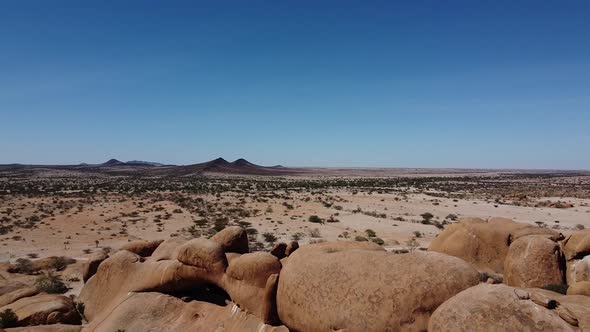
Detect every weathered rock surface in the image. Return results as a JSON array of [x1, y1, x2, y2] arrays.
[[285, 241, 299, 256], [429, 217, 562, 273], [5, 324, 82, 332], [211, 226, 249, 254], [562, 229, 590, 296], [504, 235, 565, 288], [429, 284, 590, 331], [0, 280, 39, 307], [276, 241, 479, 332], [81, 253, 108, 283], [0, 294, 80, 326], [567, 280, 590, 296], [81, 292, 287, 332], [119, 239, 163, 257], [79, 237, 280, 326], [563, 229, 590, 261]]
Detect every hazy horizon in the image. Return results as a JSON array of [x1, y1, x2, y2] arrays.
[[1, 1, 589, 169]]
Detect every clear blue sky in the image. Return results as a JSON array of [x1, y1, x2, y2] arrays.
[[1, 1, 589, 169]]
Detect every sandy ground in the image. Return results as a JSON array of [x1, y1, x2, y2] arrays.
[[1, 189, 588, 263]]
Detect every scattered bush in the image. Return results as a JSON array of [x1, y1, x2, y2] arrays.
[[371, 237, 385, 245], [36, 271, 68, 294], [7, 258, 36, 275], [262, 232, 277, 244], [365, 229, 376, 238], [0, 309, 18, 328], [308, 215, 324, 224]]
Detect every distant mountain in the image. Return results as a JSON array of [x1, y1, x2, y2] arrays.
[[102, 159, 125, 166], [99, 159, 169, 167], [126, 160, 166, 167], [155, 157, 297, 176]]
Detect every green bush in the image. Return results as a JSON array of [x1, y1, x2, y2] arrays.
[[36, 271, 68, 294], [262, 232, 277, 244], [365, 229, 376, 238], [371, 237, 385, 245], [308, 215, 323, 224], [0, 309, 18, 328]]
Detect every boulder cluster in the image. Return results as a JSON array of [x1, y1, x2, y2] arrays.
[[1, 220, 589, 331]]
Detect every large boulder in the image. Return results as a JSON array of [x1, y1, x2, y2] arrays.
[[276, 241, 479, 332], [562, 229, 590, 296], [82, 292, 287, 332], [429, 217, 562, 273], [211, 226, 249, 254], [79, 250, 212, 321], [81, 252, 108, 283], [80, 234, 282, 325], [504, 235, 565, 288], [222, 252, 281, 320], [0, 294, 81, 326], [148, 237, 188, 262], [562, 229, 590, 261], [429, 284, 590, 331], [0, 280, 39, 307], [175, 238, 228, 274], [119, 239, 163, 257]]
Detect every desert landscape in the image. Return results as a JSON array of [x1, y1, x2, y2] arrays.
[[2, 1, 589, 331], [0, 159, 589, 331]]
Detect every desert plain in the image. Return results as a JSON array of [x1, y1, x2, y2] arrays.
[[0, 159, 589, 331]]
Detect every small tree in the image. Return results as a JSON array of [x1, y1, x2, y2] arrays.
[[420, 212, 434, 224]]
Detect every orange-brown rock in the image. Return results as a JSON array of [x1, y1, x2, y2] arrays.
[[270, 243, 287, 259], [81, 252, 108, 283], [285, 241, 299, 256], [276, 241, 479, 332], [82, 292, 288, 332], [429, 284, 590, 331], [563, 229, 590, 261], [0, 294, 80, 326], [119, 239, 163, 257], [211, 226, 249, 254], [504, 235, 565, 288], [567, 280, 590, 296], [429, 217, 561, 273]]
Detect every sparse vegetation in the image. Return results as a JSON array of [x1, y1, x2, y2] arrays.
[[35, 271, 68, 294], [0, 309, 18, 328]]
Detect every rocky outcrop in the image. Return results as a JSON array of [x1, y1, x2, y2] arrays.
[[81, 292, 287, 332], [79, 237, 281, 326], [563, 229, 590, 295], [276, 241, 479, 332], [81, 253, 108, 283], [0, 294, 81, 326], [211, 226, 249, 254], [429, 217, 562, 273], [429, 284, 590, 331], [119, 239, 163, 257], [0, 280, 39, 307], [504, 235, 565, 288]]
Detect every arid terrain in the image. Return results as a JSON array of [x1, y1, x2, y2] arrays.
[[0, 159, 589, 331]]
